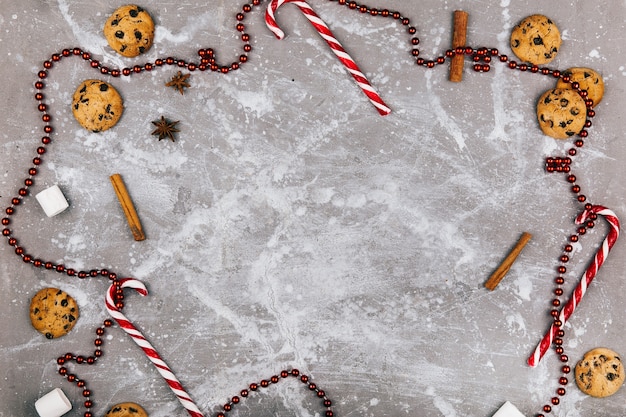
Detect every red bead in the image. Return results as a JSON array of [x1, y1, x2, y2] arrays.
[[562, 365, 571, 374], [104, 319, 113, 327], [300, 374, 309, 383], [87, 356, 96, 363], [557, 388, 566, 396], [231, 396, 240, 404], [560, 354, 568, 362], [6, 207, 14, 215], [559, 376, 568, 385], [67, 374, 76, 382], [308, 383, 317, 390], [84, 413, 93, 417], [551, 397, 559, 405], [270, 375, 279, 383], [570, 235, 578, 243], [553, 319, 563, 327], [554, 288, 563, 296], [223, 404, 232, 412], [324, 399, 332, 407], [58, 367, 68, 376], [543, 405, 551, 413], [577, 195, 587, 202], [260, 379, 269, 387], [240, 389, 249, 397], [281, 370, 289, 378], [291, 369, 300, 376], [249, 383, 258, 391], [326, 412, 334, 417], [84, 400, 93, 408], [83, 389, 91, 397], [77, 380, 85, 387]]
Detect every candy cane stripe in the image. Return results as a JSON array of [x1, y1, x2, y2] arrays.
[[528, 206, 620, 367], [105, 279, 204, 417], [266, 0, 391, 115]]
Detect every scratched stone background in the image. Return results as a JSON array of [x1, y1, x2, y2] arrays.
[[1, 1, 625, 416]]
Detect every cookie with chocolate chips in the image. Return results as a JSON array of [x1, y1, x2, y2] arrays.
[[575, 347, 625, 398], [510, 14, 561, 65], [29, 288, 79, 339], [536, 88, 587, 139], [556, 67, 605, 106], [105, 402, 148, 417], [72, 79, 124, 132], [104, 5, 154, 57]]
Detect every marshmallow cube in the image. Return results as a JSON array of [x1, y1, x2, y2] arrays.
[[492, 401, 526, 417], [34, 388, 72, 417], [35, 185, 69, 217]]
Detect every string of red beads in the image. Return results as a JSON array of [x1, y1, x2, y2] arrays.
[[0, 1, 600, 416], [215, 369, 333, 417]]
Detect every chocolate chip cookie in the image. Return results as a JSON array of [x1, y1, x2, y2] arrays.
[[30, 288, 79, 339], [104, 5, 155, 57], [575, 347, 625, 397], [72, 79, 124, 132], [510, 15, 561, 65], [556, 67, 605, 106], [536, 88, 587, 139], [105, 402, 148, 417]]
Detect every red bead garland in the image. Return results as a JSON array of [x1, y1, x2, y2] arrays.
[[0, 1, 603, 416]]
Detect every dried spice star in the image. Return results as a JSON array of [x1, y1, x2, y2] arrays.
[[165, 71, 191, 94], [151, 116, 180, 142]]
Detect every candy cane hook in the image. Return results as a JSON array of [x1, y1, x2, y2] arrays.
[[265, 0, 391, 116], [106, 278, 204, 417], [528, 206, 621, 367]]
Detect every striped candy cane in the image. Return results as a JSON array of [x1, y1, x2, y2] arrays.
[[106, 278, 204, 417], [528, 205, 621, 367], [265, 0, 391, 116]]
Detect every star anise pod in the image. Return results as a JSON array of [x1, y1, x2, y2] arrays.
[[165, 71, 191, 95], [151, 116, 180, 142]]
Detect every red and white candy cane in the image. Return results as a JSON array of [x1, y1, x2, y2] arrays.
[[106, 278, 204, 417], [265, 0, 391, 116], [528, 205, 620, 367]]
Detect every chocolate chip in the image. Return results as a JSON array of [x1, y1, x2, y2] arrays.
[[68, 314, 75, 322], [60, 299, 68, 307], [584, 71, 591, 78], [45, 332, 53, 339], [533, 36, 544, 46], [570, 108, 580, 116], [115, 30, 124, 39], [106, 104, 112, 113], [111, 19, 119, 26], [134, 30, 142, 40], [139, 46, 145, 54], [100, 83, 109, 92], [560, 121, 567, 128], [512, 39, 520, 48], [607, 372, 617, 381], [129, 407, 139, 413], [560, 98, 569, 107], [80, 85, 87, 94], [130, 9, 139, 17], [33, 308, 39, 314]]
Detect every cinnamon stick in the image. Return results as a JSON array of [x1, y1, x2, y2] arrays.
[[110, 173, 145, 241], [485, 232, 532, 291], [449, 10, 469, 82]]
